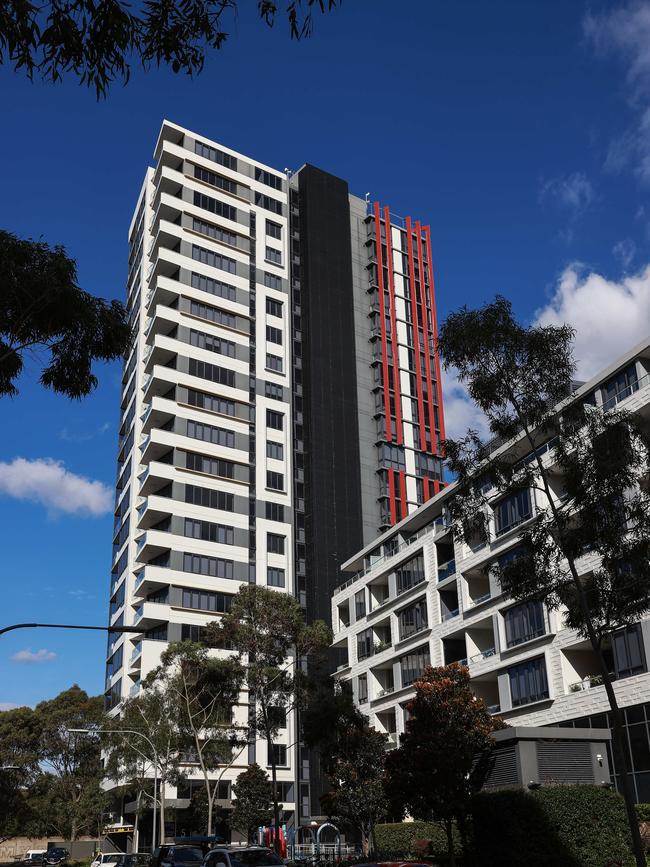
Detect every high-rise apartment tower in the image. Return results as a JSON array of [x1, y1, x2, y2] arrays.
[[105, 120, 445, 840]]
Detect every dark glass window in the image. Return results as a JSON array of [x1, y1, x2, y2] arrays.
[[400, 645, 431, 687], [494, 489, 532, 536], [186, 419, 235, 448], [195, 140, 238, 172], [265, 502, 285, 522], [189, 299, 237, 329], [190, 271, 237, 303], [266, 220, 282, 239], [189, 329, 236, 358], [602, 362, 639, 409], [266, 409, 284, 430], [266, 325, 283, 345], [182, 588, 232, 613], [188, 357, 235, 388], [184, 484, 234, 512], [184, 517, 234, 545], [266, 441, 283, 460], [355, 590, 366, 620], [267, 533, 285, 554], [266, 353, 283, 373], [508, 657, 549, 707], [358, 674, 368, 704], [504, 600, 545, 647], [266, 297, 283, 317], [264, 272, 283, 290], [267, 567, 285, 588], [357, 628, 373, 661], [269, 743, 287, 766], [613, 625, 646, 679], [395, 553, 426, 595], [182, 552, 234, 579], [266, 471, 284, 491], [398, 598, 428, 640]]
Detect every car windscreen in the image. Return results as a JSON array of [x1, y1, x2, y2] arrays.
[[230, 852, 284, 867], [172, 851, 203, 863]]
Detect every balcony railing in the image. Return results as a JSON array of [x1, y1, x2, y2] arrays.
[[601, 372, 649, 411], [487, 703, 501, 714], [442, 607, 460, 622], [130, 642, 142, 664], [568, 674, 605, 692], [468, 591, 491, 607], [377, 686, 395, 698], [437, 559, 456, 582], [470, 647, 496, 663]]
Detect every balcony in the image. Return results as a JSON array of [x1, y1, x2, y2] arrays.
[[437, 559, 457, 583]]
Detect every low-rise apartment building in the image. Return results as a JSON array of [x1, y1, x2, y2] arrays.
[[332, 338, 650, 801]]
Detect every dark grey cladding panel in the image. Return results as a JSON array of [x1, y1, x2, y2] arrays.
[[296, 164, 364, 625]]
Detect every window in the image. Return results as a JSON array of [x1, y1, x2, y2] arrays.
[[187, 389, 236, 417], [358, 674, 368, 704], [265, 382, 284, 400], [195, 140, 237, 171], [147, 586, 169, 604], [192, 217, 237, 247], [494, 489, 532, 537], [398, 598, 428, 640], [509, 657, 549, 707], [267, 471, 284, 491], [355, 590, 366, 620], [266, 220, 282, 239], [255, 193, 283, 215], [182, 552, 234, 579], [146, 624, 168, 642], [264, 272, 283, 290], [266, 441, 284, 460], [191, 243, 236, 275], [187, 419, 235, 448], [613, 625, 646, 678], [256, 167, 283, 190], [267, 533, 285, 554], [267, 567, 285, 588], [266, 325, 282, 345], [395, 553, 426, 595], [602, 362, 639, 409], [193, 192, 236, 223], [189, 300, 237, 329], [185, 451, 235, 478], [182, 588, 232, 613], [265, 246, 282, 265], [184, 517, 234, 545], [266, 409, 284, 430], [265, 502, 285, 522], [266, 353, 283, 373], [357, 628, 373, 661], [193, 165, 238, 197], [400, 645, 431, 687], [188, 357, 235, 388], [269, 743, 287, 766], [504, 600, 545, 648], [185, 484, 234, 512], [266, 297, 283, 317], [190, 272, 237, 303], [181, 624, 206, 643], [189, 329, 236, 358]]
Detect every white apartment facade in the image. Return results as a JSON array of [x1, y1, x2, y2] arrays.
[[106, 120, 297, 835], [332, 339, 650, 802]]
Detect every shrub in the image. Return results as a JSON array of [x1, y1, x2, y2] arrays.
[[470, 786, 634, 867], [637, 803, 650, 823], [375, 821, 459, 858]]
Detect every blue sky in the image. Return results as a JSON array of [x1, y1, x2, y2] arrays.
[[1, 0, 650, 708]]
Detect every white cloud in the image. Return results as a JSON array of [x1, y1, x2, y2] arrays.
[[0, 702, 21, 711], [440, 366, 489, 441], [613, 238, 637, 269], [59, 422, 110, 443], [0, 458, 112, 518], [539, 172, 595, 216], [584, 1, 650, 184], [11, 649, 57, 664], [534, 263, 650, 379]]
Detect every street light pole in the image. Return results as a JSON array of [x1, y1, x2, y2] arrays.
[[0, 623, 143, 637], [68, 728, 159, 852]]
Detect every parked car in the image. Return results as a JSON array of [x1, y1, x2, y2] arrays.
[[159, 847, 205, 867], [90, 853, 122, 867], [204, 848, 284, 867], [113, 855, 150, 867], [42, 849, 70, 866], [23, 850, 46, 864]]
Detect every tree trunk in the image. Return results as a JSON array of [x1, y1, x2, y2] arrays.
[[444, 819, 456, 867], [207, 786, 213, 837], [133, 790, 141, 854], [267, 732, 281, 855], [159, 780, 166, 844]]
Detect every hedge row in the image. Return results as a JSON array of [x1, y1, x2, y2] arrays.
[[377, 787, 635, 867], [375, 821, 458, 858], [470, 786, 634, 867]]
